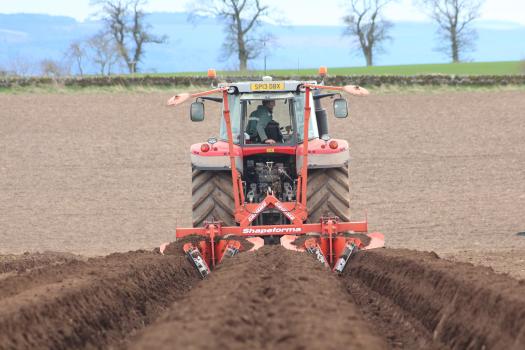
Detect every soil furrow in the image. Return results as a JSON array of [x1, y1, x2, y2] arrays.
[[129, 246, 387, 350], [345, 248, 525, 350], [2, 245, 525, 349], [0, 248, 200, 350]]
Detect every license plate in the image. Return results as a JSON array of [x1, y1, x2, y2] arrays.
[[250, 82, 285, 91]]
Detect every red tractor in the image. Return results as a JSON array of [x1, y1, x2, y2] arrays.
[[165, 70, 384, 277]]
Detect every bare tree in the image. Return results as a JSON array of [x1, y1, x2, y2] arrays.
[[40, 59, 64, 78], [65, 41, 86, 76], [189, 0, 272, 71], [128, 1, 166, 72], [87, 32, 121, 75], [8, 56, 35, 77], [419, 0, 484, 62], [91, 0, 166, 73], [342, 0, 395, 67]]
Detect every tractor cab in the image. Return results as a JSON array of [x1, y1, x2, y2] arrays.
[[217, 80, 321, 146], [189, 79, 318, 144]]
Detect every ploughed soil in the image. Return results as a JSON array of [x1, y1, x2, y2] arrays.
[[2, 91, 525, 279], [130, 246, 525, 350], [129, 245, 387, 350], [346, 248, 525, 349], [0, 241, 200, 350], [2, 245, 525, 349], [0, 251, 82, 275], [1, 90, 525, 348]]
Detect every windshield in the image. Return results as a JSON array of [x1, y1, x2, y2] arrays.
[[219, 91, 318, 144]]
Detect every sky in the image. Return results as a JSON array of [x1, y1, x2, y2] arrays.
[[0, 0, 524, 26]]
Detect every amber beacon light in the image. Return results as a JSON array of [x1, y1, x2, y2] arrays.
[[207, 69, 217, 79]]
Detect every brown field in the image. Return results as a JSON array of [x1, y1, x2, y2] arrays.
[[1, 91, 524, 273], [1, 90, 525, 349]]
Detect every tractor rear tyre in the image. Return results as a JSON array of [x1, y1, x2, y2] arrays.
[[192, 169, 236, 227], [307, 166, 351, 223]]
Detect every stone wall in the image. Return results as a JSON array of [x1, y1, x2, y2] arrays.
[[1, 74, 524, 88]]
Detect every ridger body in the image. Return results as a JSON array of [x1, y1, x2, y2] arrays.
[[166, 71, 384, 277]]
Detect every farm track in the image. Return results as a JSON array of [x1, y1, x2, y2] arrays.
[[3, 246, 525, 349]]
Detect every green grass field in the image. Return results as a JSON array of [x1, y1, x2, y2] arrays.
[[157, 60, 523, 77]]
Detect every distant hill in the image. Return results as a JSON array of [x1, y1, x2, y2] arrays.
[[0, 12, 524, 74]]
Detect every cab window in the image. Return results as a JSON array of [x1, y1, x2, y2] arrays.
[[244, 98, 294, 145]]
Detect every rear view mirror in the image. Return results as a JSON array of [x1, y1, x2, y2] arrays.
[[333, 98, 348, 118], [190, 102, 205, 122]]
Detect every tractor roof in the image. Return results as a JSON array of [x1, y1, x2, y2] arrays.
[[218, 80, 318, 93]]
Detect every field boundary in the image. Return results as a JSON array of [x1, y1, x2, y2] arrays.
[[1, 74, 525, 89]]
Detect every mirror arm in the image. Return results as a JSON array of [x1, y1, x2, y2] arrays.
[[200, 97, 223, 103], [313, 93, 338, 100]]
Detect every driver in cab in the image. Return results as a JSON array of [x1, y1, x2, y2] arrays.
[[246, 100, 282, 144]]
